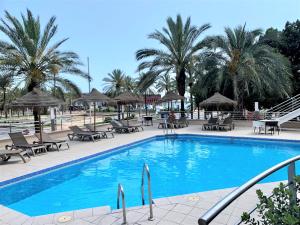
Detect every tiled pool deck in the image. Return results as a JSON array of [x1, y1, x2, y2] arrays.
[[0, 123, 299, 225]]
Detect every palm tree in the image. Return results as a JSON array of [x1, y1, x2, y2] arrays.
[[0, 10, 88, 128], [102, 69, 125, 97], [205, 24, 292, 107], [155, 73, 175, 93], [123, 75, 137, 93], [136, 14, 211, 115], [0, 73, 12, 117]]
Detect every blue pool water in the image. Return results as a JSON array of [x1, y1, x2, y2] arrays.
[[1, 135, 300, 216]]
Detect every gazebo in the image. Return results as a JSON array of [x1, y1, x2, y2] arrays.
[[158, 92, 184, 110]]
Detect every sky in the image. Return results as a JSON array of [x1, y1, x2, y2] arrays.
[[0, 0, 299, 93]]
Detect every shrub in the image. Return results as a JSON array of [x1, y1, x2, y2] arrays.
[[241, 176, 300, 225], [103, 117, 112, 123]]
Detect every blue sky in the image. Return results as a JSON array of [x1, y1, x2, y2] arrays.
[[1, 0, 299, 93]]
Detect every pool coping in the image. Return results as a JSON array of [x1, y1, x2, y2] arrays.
[[1, 133, 300, 188], [0, 133, 299, 224]]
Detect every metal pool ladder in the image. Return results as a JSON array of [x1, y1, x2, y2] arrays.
[[141, 163, 154, 221], [117, 183, 128, 225]]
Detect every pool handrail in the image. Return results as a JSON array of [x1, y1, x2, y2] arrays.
[[117, 183, 128, 225], [198, 155, 300, 225], [141, 163, 154, 220]]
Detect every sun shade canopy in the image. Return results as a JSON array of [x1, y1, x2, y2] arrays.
[[10, 88, 64, 108], [158, 92, 184, 103], [199, 92, 237, 108]]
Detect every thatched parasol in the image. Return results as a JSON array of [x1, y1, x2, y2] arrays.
[[199, 92, 237, 108], [75, 88, 110, 131], [158, 92, 184, 103], [114, 92, 142, 121], [10, 88, 64, 142]]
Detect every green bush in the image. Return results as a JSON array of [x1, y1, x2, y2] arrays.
[[103, 117, 112, 123], [241, 176, 300, 225]]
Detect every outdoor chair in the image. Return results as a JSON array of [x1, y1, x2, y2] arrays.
[[119, 120, 144, 132], [218, 117, 235, 131], [108, 120, 135, 133], [68, 126, 101, 142], [8, 132, 47, 156], [85, 124, 114, 138], [34, 132, 70, 151], [202, 117, 219, 130], [178, 116, 189, 128], [0, 149, 30, 163]]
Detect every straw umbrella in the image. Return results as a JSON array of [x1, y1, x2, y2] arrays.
[[10, 88, 64, 142], [76, 88, 110, 131], [114, 91, 142, 122], [158, 92, 184, 110], [199, 92, 237, 108], [199, 92, 237, 118]]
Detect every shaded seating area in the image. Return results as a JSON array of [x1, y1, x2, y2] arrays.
[[7, 132, 48, 156], [0, 149, 30, 163], [85, 124, 114, 138], [68, 126, 101, 142], [34, 132, 70, 151]]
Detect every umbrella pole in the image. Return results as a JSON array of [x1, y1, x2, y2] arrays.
[[94, 102, 96, 132], [127, 105, 129, 126], [89, 104, 92, 124], [38, 108, 42, 143]]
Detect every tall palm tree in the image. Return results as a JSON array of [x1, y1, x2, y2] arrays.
[[155, 73, 175, 93], [0, 73, 12, 117], [136, 14, 211, 114], [0, 10, 88, 128], [205, 24, 292, 107], [123, 75, 137, 93], [102, 69, 125, 97]]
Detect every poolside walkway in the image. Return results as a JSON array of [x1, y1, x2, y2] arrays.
[[0, 123, 298, 225]]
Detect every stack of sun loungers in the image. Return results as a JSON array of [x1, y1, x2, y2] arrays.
[[68, 126, 101, 142], [202, 117, 234, 131], [108, 120, 143, 133], [85, 124, 114, 138], [34, 132, 70, 150]]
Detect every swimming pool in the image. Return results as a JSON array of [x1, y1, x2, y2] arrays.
[[1, 134, 300, 216]]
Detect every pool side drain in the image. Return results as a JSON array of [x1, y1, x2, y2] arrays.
[[57, 216, 72, 223]]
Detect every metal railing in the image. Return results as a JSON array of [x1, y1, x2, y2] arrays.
[[141, 163, 154, 221], [117, 184, 128, 225], [267, 94, 300, 113], [198, 155, 300, 225]]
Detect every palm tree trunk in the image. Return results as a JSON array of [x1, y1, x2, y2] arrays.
[[177, 68, 186, 117], [232, 75, 239, 108], [28, 81, 40, 132], [2, 88, 6, 118], [189, 84, 193, 119]]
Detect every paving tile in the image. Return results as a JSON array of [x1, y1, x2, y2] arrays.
[[156, 220, 178, 225], [92, 206, 111, 216], [188, 207, 206, 218], [181, 215, 198, 225], [163, 211, 186, 224], [172, 204, 193, 215], [74, 208, 93, 219], [93, 214, 118, 225]]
